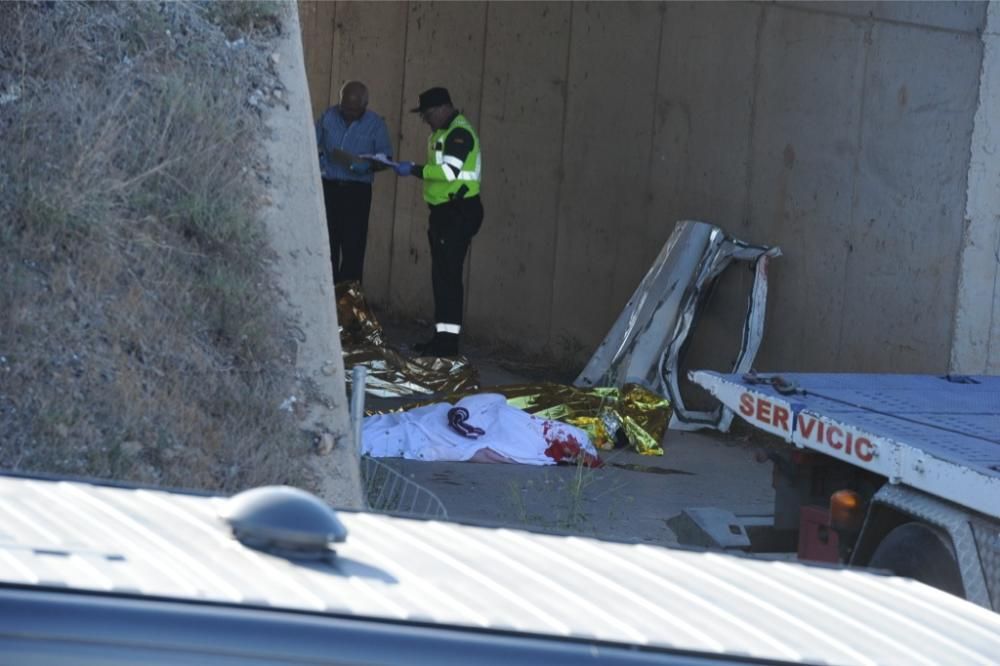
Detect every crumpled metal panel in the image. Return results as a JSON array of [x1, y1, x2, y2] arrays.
[[336, 282, 479, 398], [855, 484, 993, 611], [575, 220, 780, 432]]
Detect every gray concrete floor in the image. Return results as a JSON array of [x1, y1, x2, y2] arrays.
[[358, 315, 776, 548]]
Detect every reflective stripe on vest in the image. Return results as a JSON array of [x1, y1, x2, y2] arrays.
[[433, 151, 480, 183], [424, 114, 481, 204]]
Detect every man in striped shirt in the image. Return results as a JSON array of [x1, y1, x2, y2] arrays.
[[315, 81, 393, 285]]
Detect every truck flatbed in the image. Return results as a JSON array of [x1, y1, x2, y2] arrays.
[[690, 372, 1000, 519]]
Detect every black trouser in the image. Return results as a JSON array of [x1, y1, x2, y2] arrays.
[[428, 195, 483, 331], [322, 179, 372, 284]]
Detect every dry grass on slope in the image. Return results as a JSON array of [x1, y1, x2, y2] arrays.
[[0, 1, 315, 493]]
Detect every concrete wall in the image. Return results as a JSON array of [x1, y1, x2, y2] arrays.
[[300, 1, 994, 374]]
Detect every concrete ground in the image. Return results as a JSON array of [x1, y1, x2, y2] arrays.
[[359, 316, 777, 549]]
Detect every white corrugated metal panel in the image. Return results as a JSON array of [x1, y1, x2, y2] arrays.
[[1, 475, 1000, 665]]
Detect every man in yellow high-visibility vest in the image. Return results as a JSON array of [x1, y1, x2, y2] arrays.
[[394, 87, 483, 358]]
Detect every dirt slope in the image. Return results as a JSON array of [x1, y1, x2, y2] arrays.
[[0, 1, 361, 506]]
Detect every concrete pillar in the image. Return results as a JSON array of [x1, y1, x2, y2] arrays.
[[266, 6, 363, 508], [951, 1, 1000, 375]]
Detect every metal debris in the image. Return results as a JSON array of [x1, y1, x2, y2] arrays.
[[576, 220, 780, 433]]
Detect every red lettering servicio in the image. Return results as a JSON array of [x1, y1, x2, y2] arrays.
[[827, 426, 844, 450], [772, 405, 790, 432], [856, 437, 874, 462], [798, 414, 817, 439], [756, 398, 772, 425]]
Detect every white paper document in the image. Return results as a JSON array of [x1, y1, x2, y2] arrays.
[[359, 152, 399, 168]]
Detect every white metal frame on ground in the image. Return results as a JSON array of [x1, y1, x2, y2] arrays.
[[575, 220, 780, 431]]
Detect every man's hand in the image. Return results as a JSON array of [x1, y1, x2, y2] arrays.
[[393, 161, 416, 177], [348, 161, 373, 175]]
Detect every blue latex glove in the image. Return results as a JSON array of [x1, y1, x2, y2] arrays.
[[348, 161, 372, 175], [394, 161, 416, 177]]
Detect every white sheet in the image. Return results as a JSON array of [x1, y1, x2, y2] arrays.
[[361, 393, 600, 466]]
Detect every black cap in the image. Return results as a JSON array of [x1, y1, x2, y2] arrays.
[[410, 87, 452, 113]]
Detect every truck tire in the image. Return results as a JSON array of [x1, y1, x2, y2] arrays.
[[868, 522, 964, 598]]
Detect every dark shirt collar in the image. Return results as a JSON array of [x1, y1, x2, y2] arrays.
[[336, 106, 368, 126], [442, 110, 460, 130]]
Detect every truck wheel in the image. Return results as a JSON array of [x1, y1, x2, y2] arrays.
[[868, 522, 964, 598]]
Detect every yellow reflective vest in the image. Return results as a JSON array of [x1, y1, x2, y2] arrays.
[[422, 114, 481, 205]]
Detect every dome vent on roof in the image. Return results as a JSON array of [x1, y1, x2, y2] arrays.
[[220, 486, 347, 561]]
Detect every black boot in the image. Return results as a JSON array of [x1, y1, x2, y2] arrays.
[[412, 333, 438, 355], [429, 332, 460, 357]]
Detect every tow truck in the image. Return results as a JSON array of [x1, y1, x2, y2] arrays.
[[690, 371, 1000, 612]]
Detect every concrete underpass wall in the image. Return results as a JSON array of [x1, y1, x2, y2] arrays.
[[300, 1, 993, 374]]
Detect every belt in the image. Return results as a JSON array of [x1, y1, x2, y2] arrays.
[[325, 179, 370, 187], [429, 193, 480, 209]]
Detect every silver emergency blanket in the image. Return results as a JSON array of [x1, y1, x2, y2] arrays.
[[336, 282, 480, 398], [575, 220, 780, 432]]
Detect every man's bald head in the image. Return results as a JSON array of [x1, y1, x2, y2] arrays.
[[339, 81, 368, 124]]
